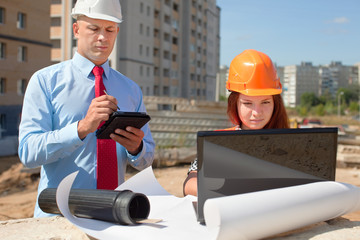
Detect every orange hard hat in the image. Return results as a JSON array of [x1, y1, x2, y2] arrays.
[[226, 49, 282, 96]]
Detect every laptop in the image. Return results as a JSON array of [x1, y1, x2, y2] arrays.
[[196, 127, 338, 223]]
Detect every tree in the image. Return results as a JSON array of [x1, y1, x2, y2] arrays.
[[337, 86, 358, 105], [300, 92, 320, 107]]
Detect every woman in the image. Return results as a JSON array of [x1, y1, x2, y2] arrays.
[[183, 49, 289, 196]]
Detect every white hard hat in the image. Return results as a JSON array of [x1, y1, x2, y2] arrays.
[[71, 0, 122, 23]]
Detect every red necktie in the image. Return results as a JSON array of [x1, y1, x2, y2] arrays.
[[93, 66, 118, 190]]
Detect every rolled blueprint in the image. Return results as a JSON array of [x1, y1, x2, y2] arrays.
[[204, 181, 360, 240], [39, 188, 150, 225]]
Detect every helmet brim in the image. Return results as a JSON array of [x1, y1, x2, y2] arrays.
[[72, 13, 122, 23], [236, 88, 282, 96]]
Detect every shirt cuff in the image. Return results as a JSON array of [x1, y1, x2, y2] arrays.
[[59, 121, 85, 151], [126, 140, 146, 161]]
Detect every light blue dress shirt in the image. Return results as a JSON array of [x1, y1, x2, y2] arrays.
[[18, 52, 155, 217]]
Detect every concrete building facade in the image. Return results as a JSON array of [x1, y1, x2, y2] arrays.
[[216, 65, 228, 101], [0, 0, 51, 138], [50, 0, 74, 64]]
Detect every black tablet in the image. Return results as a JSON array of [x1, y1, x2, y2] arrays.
[[96, 111, 151, 139]]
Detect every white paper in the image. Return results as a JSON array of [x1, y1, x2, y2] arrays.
[[56, 168, 212, 240], [56, 168, 360, 240], [204, 181, 360, 240]]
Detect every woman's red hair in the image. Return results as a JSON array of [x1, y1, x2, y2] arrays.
[[227, 92, 289, 129]]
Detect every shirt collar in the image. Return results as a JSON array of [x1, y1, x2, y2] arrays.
[[72, 52, 110, 79]]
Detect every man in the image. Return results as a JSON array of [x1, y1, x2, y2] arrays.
[[18, 0, 155, 217]]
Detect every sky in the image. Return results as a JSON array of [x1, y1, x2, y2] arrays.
[[216, 0, 360, 67]]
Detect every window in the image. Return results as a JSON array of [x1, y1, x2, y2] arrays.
[[192, 0, 197, 8], [153, 48, 159, 57], [154, 28, 159, 38], [17, 79, 27, 95], [163, 50, 170, 60], [146, 26, 150, 36], [51, 17, 61, 27], [164, 33, 170, 42], [17, 12, 26, 29], [163, 69, 170, 77], [154, 67, 159, 76], [0, 7, 5, 24], [139, 24, 143, 34], [154, 10, 160, 19], [172, 54, 177, 62], [146, 47, 149, 57], [140, 66, 143, 76], [164, 15, 171, 24], [18, 46, 27, 62], [173, 3, 179, 12], [171, 70, 178, 78], [154, 85, 159, 95], [140, 2, 144, 13], [139, 44, 143, 55], [0, 114, 6, 136], [147, 6, 150, 16], [0, 77, 6, 94], [172, 37, 178, 45], [0, 42, 5, 59], [163, 86, 169, 96], [172, 20, 178, 30]]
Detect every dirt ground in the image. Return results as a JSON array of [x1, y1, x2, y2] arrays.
[[0, 155, 190, 220], [1, 155, 360, 221]]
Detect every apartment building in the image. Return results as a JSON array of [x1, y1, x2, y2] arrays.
[[50, 0, 220, 101], [216, 65, 228, 101], [319, 62, 358, 98], [0, 0, 51, 138], [283, 62, 319, 108], [50, 0, 74, 64]]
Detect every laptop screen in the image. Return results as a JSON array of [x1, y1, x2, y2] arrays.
[[196, 127, 338, 223]]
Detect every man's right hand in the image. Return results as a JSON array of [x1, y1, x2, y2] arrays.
[[77, 95, 118, 140]]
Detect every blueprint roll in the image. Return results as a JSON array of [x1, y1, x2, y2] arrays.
[[204, 181, 360, 240], [38, 188, 150, 225]]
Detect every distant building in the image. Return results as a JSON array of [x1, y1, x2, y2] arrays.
[[275, 65, 284, 92], [50, 0, 221, 101], [318, 66, 336, 97], [216, 65, 228, 101], [319, 61, 358, 98], [50, 0, 74, 64], [283, 62, 319, 108], [0, 0, 51, 138], [354, 63, 360, 85]]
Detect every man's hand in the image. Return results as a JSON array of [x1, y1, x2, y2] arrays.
[[110, 126, 144, 155], [77, 95, 118, 139]]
